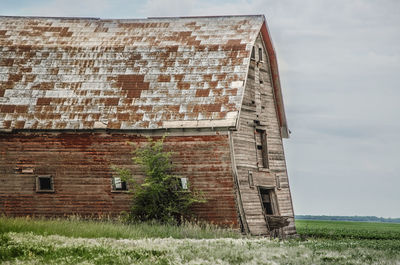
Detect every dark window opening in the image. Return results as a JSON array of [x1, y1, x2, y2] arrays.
[[251, 46, 255, 60], [256, 129, 269, 168], [40, 178, 51, 190], [36, 175, 54, 192], [259, 188, 274, 215], [112, 177, 127, 191], [258, 47, 263, 62]]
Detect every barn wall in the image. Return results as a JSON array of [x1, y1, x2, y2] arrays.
[[232, 34, 296, 235], [0, 132, 239, 227]]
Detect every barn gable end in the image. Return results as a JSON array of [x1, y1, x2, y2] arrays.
[[0, 15, 295, 236], [232, 33, 295, 236]]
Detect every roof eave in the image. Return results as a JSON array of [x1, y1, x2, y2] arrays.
[[259, 17, 289, 139]]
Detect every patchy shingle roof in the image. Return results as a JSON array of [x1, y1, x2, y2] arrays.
[[0, 15, 264, 131]]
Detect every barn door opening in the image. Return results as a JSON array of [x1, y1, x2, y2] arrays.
[[258, 187, 278, 216], [258, 187, 289, 236]]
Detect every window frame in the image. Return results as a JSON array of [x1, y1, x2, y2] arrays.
[[180, 177, 189, 190], [251, 46, 256, 60], [248, 170, 254, 188], [255, 128, 269, 169], [257, 186, 279, 216], [111, 177, 128, 192], [35, 175, 55, 193]]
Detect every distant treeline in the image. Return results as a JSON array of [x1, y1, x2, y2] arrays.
[[295, 215, 400, 223]]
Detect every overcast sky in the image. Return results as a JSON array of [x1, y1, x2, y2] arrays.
[[2, 0, 399, 218]]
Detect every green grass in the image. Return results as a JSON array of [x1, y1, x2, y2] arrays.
[[1, 217, 400, 264], [0, 233, 169, 265], [0, 216, 240, 240], [296, 219, 400, 240]]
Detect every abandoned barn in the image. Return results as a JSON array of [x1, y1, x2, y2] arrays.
[[0, 15, 295, 236]]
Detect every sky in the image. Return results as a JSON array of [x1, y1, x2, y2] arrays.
[[1, 0, 399, 218]]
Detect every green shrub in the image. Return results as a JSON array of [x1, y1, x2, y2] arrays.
[[114, 136, 206, 224]]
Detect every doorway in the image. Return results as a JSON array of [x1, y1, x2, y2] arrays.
[[258, 187, 278, 215]]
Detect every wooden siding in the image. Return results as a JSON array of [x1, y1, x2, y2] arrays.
[[0, 132, 239, 227], [232, 34, 296, 236]]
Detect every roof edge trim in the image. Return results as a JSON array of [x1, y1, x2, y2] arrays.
[[0, 14, 264, 21], [148, 14, 264, 19], [259, 17, 289, 138], [0, 15, 100, 20]]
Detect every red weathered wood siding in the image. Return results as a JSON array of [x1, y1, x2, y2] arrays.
[[0, 132, 239, 227]]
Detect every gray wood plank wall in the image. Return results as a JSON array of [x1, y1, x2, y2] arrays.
[[232, 34, 296, 236]]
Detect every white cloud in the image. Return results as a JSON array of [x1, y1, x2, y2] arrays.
[[7, 0, 109, 17], [140, 0, 266, 17]]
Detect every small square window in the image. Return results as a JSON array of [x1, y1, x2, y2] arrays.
[[112, 177, 127, 191], [36, 175, 54, 193]]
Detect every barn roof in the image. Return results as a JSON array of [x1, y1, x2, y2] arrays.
[[0, 15, 288, 136]]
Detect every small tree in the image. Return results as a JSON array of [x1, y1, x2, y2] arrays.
[[113, 136, 205, 224]]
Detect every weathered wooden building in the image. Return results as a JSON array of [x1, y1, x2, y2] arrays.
[[0, 15, 295, 235]]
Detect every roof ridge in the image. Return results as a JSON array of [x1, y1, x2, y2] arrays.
[[0, 14, 264, 21], [147, 14, 264, 19], [0, 15, 100, 20]]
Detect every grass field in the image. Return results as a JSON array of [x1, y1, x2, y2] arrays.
[[296, 219, 400, 240], [1, 216, 400, 264]]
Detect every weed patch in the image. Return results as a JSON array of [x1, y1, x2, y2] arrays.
[[0, 216, 239, 240], [1, 218, 400, 264]]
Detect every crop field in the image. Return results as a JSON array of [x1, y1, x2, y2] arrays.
[[296, 219, 400, 240], [1, 217, 400, 264]]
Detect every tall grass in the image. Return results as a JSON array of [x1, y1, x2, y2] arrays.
[[2, 231, 400, 265], [0, 216, 240, 239], [2, 218, 400, 264]]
